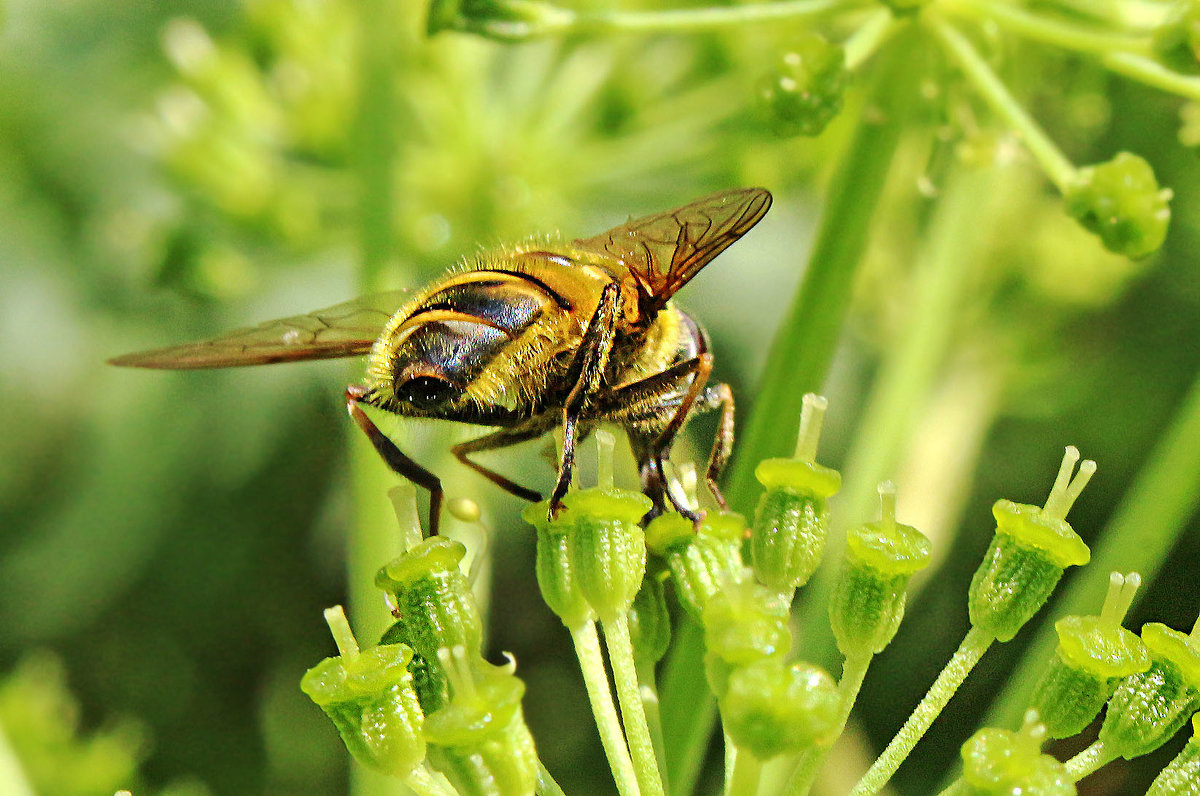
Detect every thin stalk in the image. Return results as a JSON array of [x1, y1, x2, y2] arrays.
[[843, 10, 899, 70], [573, 621, 643, 796], [850, 626, 994, 796], [1103, 52, 1200, 102], [572, 0, 846, 35], [606, 614, 668, 796], [1064, 740, 1117, 781], [637, 659, 670, 793], [0, 721, 34, 796], [661, 616, 717, 796], [927, 14, 1076, 191], [984, 368, 1200, 730], [537, 762, 568, 796], [727, 750, 763, 796], [349, 3, 401, 795], [785, 652, 873, 796], [946, 0, 1152, 57]]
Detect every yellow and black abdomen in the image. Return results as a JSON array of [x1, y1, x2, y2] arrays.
[[365, 252, 610, 421]]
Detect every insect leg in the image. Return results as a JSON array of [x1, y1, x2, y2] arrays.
[[598, 355, 715, 522], [451, 424, 546, 503], [346, 385, 444, 536], [703, 383, 735, 511], [550, 281, 622, 518]]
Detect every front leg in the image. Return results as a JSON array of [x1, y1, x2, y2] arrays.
[[549, 281, 622, 517], [346, 385, 444, 536]]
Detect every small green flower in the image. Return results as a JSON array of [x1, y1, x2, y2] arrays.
[[959, 711, 1073, 796], [703, 580, 793, 698], [525, 486, 651, 624], [1064, 152, 1172, 258], [750, 394, 842, 592], [1029, 572, 1150, 739], [1099, 622, 1200, 760], [377, 537, 484, 712], [424, 647, 538, 796], [969, 446, 1093, 642], [301, 607, 426, 777], [829, 482, 932, 659], [1147, 713, 1200, 796], [627, 576, 671, 666], [719, 660, 841, 760], [757, 35, 848, 138], [647, 510, 744, 620]]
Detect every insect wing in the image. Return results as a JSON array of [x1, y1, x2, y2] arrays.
[[572, 187, 772, 314], [109, 290, 409, 369]]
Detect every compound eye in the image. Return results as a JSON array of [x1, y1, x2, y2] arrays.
[[396, 375, 456, 410]]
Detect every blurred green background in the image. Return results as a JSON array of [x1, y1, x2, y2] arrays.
[[1, 0, 1199, 794]]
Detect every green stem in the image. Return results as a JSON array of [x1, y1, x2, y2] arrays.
[[1103, 52, 1200, 101], [660, 616, 717, 796], [927, 14, 1076, 191], [795, 163, 1012, 666], [984, 368, 1200, 730], [606, 614, 668, 796], [572, 621, 643, 796], [727, 748, 763, 796], [537, 762, 568, 796], [725, 35, 919, 514], [573, 0, 846, 35], [349, 1, 400, 792], [946, 0, 1152, 57], [1064, 739, 1117, 781], [843, 10, 899, 70], [785, 653, 873, 796], [850, 626, 994, 796], [637, 659, 670, 794]]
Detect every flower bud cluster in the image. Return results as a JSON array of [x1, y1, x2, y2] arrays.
[[757, 34, 848, 138], [304, 508, 537, 792]]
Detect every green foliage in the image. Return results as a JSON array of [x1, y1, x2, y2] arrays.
[[4, 0, 1200, 792]]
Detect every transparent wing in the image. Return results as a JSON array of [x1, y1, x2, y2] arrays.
[[109, 290, 409, 369], [572, 187, 772, 315]]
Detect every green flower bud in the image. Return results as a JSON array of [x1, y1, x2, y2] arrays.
[[628, 576, 671, 666], [751, 394, 842, 591], [426, 0, 574, 39], [302, 607, 426, 776], [1147, 713, 1200, 796], [566, 488, 650, 623], [1154, 1, 1200, 73], [1099, 622, 1200, 759], [377, 538, 483, 712], [1029, 572, 1151, 739], [703, 580, 793, 697], [1064, 152, 1172, 258], [829, 483, 932, 659], [959, 711, 1073, 796], [647, 511, 744, 619], [757, 35, 848, 138], [524, 500, 594, 629], [969, 447, 1093, 642], [719, 660, 841, 759], [425, 648, 538, 796]]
